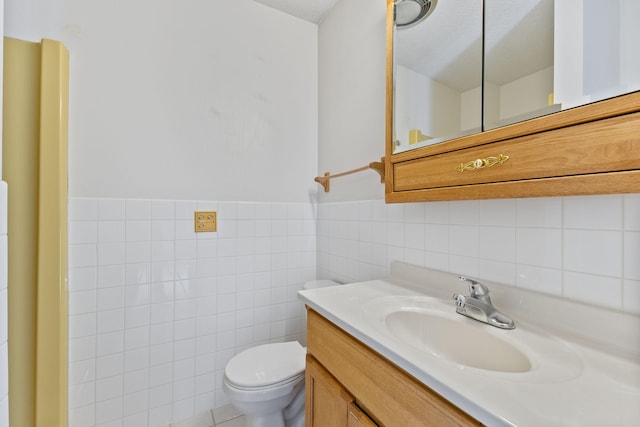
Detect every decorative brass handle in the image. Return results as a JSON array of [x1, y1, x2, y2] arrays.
[[457, 154, 509, 172]]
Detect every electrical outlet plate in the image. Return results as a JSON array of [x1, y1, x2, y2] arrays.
[[195, 211, 216, 232]]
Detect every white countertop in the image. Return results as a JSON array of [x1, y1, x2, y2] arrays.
[[298, 263, 640, 427]]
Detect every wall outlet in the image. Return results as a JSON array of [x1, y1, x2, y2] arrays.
[[194, 211, 217, 232]]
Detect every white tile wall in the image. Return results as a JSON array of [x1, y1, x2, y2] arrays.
[[0, 181, 8, 427], [68, 193, 640, 426], [317, 194, 640, 314], [68, 198, 316, 427]]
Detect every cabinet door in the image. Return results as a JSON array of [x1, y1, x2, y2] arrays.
[[348, 402, 377, 427], [307, 309, 482, 426], [306, 354, 350, 427], [306, 355, 377, 427]]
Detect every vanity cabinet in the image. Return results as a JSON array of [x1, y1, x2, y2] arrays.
[[306, 355, 377, 427], [385, 0, 640, 202], [305, 309, 481, 427], [391, 106, 640, 199], [386, 90, 640, 202], [347, 402, 378, 427]]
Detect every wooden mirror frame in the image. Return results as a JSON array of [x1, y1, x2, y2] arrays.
[[384, 0, 640, 202]]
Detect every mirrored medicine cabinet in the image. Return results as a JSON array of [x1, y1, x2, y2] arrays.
[[385, 0, 640, 202]]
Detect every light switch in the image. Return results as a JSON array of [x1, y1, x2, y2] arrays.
[[195, 211, 217, 232]]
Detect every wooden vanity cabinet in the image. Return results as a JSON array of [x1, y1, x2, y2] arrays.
[[385, 93, 640, 202], [306, 354, 377, 427], [385, 0, 640, 202], [305, 309, 482, 427], [348, 402, 378, 427]]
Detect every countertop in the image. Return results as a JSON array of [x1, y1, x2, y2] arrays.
[[298, 262, 640, 427]]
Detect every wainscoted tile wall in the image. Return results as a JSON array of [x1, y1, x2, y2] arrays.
[[317, 194, 640, 314], [67, 193, 640, 426], [68, 198, 316, 427], [0, 182, 8, 427]]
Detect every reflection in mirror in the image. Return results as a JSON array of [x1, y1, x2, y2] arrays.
[[484, 0, 556, 130], [557, 0, 640, 107], [393, 0, 482, 153], [395, 0, 438, 28], [485, 0, 640, 131]]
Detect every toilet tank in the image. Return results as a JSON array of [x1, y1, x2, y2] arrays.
[[299, 280, 341, 346]]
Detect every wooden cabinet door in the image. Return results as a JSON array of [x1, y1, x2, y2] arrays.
[[307, 309, 482, 427], [306, 354, 350, 427], [348, 402, 377, 427], [306, 354, 377, 427]]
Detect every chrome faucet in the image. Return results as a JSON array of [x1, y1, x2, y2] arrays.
[[452, 276, 515, 329]]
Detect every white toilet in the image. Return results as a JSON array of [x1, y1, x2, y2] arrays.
[[223, 280, 340, 427]]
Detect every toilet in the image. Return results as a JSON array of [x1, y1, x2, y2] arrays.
[[223, 280, 340, 427]]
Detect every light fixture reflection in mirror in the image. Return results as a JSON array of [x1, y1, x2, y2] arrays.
[[395, 0, 438, 29]]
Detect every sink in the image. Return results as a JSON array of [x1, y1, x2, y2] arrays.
[[386, 309, 531, 372], [363, 295, 583, 381], [299, 273, 640, 426]]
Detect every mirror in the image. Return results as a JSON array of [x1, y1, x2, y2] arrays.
[[484, 0, 640, 130], [392, 0, 640, 154], [392, 0, 483, 153], [484, 0, 556, 130]]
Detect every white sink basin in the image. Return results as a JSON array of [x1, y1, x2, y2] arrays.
[[363, 295, 583, 382], [298, 269, 640, 426], [386, 309, 531, 372]]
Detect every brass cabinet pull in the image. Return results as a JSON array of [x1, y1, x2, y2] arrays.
[[457, 154, 509, 172]]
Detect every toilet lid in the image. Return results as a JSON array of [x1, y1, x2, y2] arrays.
[[225, 342, 306, 388]]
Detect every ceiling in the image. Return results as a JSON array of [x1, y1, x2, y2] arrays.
[[252, 0, 339, 23]]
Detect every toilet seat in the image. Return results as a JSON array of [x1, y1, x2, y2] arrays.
[[225, 372, 304, 392], [224, 342, 306, 388]]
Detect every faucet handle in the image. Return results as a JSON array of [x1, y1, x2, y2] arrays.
[[452, 293, 466, 309], [459, 276, 489, 298]]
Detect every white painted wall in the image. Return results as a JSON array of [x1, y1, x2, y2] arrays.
[[4, 0, 60, 41], [555, 0, 640, 109], [5, 1, 320, 426], [620, 0, 640, 94], [6, 0, 318, 202], [395, 65, 462, 147], [318, 0, 387, 202], [460, 86, 482, 131], [499, 66, 553, 119]]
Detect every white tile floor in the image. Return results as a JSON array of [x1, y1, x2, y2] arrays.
[[164, 405, 245, 427]]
